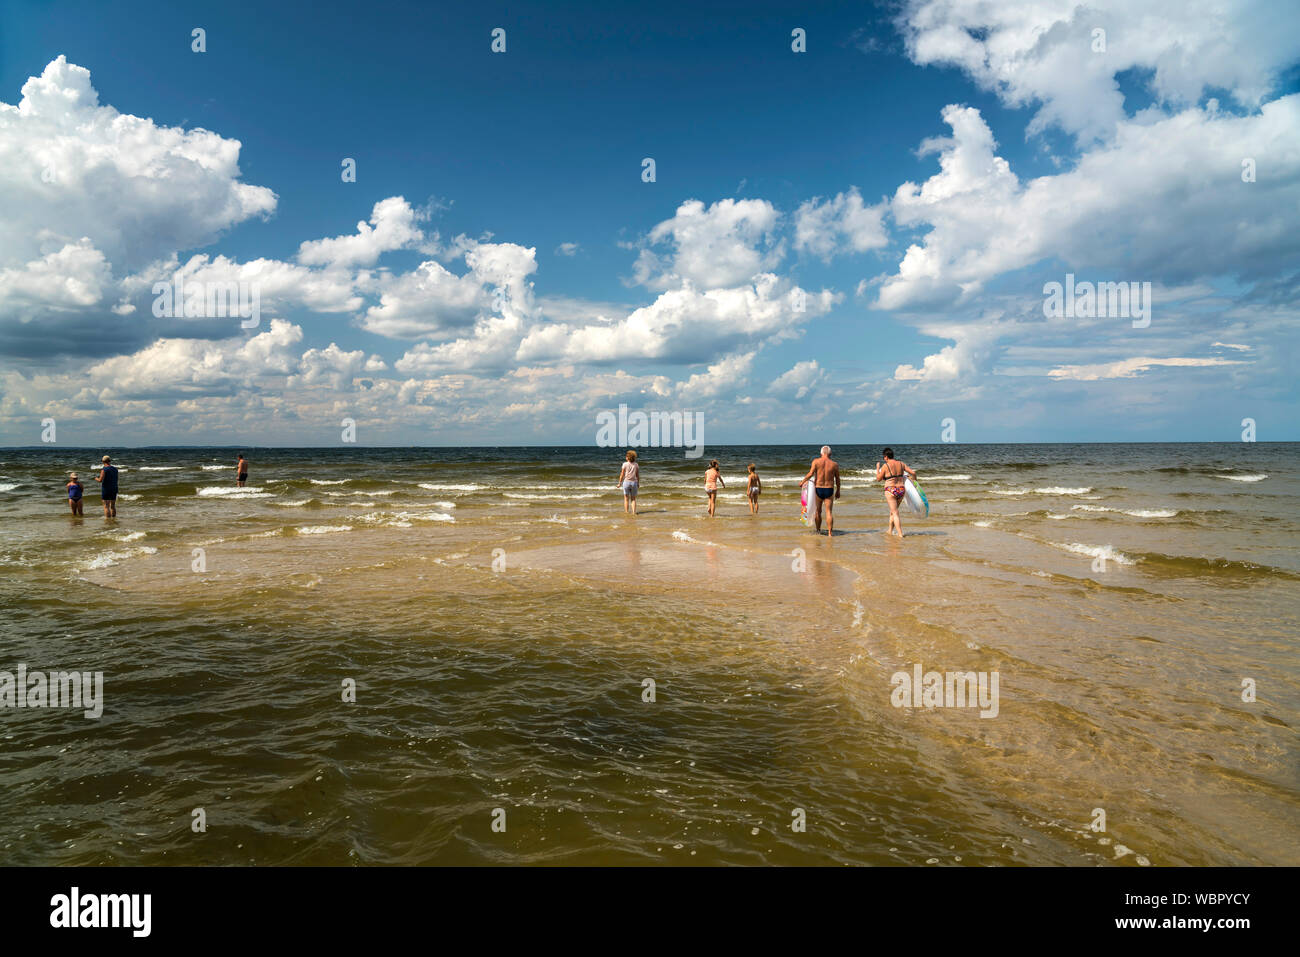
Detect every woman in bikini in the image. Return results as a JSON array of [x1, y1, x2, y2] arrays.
[[875, 447, 917, 538], [705, 460, 724, 517]]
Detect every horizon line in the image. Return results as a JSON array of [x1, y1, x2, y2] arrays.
[[3, 440, 1296, 450]]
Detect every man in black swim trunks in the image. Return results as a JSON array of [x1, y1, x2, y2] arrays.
[[801, 445, 840, 537], [236, 453, 248, 488]]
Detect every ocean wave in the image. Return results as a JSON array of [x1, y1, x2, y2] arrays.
[[418, 483, 486, 492], [116, 494, 142, 501], [197, 486, 272, 498], [137, 466, 183, 471], [1051, 542, 1138, 565], [672, 529, 719, 546], [201, 464, 230, 471], [296, 525, 353, 535], [310, 479, 348, 485], [391, 511, 454, 523], [0, 483, 18, 492], [922, 474, 972, 481], [972, 520, 992, 528], [1213, 473, 1267, 482], [1036, 487, 1092, 495], [273, 500, 314, 508], [1071, 505, 1179, 518], [83, 545, 158, 570], [503, 492, 606, 500], [111, 531, 147, 542]]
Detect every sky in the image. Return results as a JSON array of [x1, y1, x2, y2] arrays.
[[1, 0, 1298, 447]]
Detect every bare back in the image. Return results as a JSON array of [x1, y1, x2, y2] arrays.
[[809, 456, 839, 488]]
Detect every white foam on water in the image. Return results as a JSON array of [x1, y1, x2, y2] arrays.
[[972, 520, 992, 528], [418, 483, 485, 492], [296, 525, 353, 535], [389, 511, 454, 523], [112, 531, 147, 542], [273, 500, 312, 507], [201, 464, 229, 470], [310, 479, 348, 485], [0, 483, 18, 492], [993, 489, 1031, 496], [923, 474, 972, 481], [197, 486, 271, 498], [1070, 504, 1178, 518], [83, 545, 158, 570], [1034, 487, 1092, 495], [138, 466, 183, 471], [504, 492, 605, 500], [116, 494, 142, 501], [672, 529, 719, 546], [1051, 542, 1137, 565], [1214, 473, 1267, 482]]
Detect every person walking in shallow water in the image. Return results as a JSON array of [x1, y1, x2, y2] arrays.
[[94, 455, 118, 518], [745, 463, 761, 515], [617, 450, 639, 514], [704, 460, 724, 517], [801, 446, 840, 536], [876, 447, 917, 538], [236, 453, 249, 487]]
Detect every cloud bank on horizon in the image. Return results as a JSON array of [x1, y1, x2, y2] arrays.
[[1, 0, 1298, 446]]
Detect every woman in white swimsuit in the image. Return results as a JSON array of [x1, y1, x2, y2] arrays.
[[617, 450, 640, 515]]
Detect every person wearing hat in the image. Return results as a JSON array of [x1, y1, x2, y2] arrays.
[[94, 455, 119, 517], [66, 472, 84, 516]]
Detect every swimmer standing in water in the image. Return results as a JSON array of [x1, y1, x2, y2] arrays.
[[66, 472, 83, 516], [617, 450, 640, 515]]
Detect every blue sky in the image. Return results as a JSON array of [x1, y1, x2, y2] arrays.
[[1, 0, 1298, 445]]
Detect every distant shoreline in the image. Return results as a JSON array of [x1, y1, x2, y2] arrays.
[[4, 441, 1298, 451]]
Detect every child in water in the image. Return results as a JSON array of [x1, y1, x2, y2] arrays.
[[66, 472, 83, 516], [745, 463, 761, 515], [705, 460, 724, 517]]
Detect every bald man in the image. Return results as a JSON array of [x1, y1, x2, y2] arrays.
[[801, 446, 840, 536]]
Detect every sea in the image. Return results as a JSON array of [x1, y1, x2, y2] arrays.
[[0, 443, 1296, 865]]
